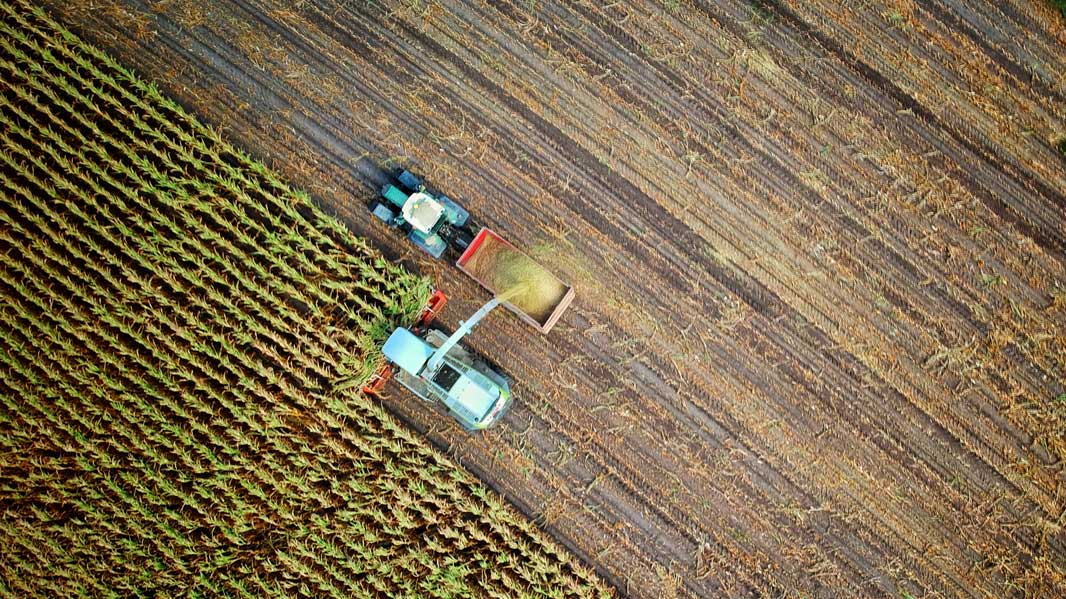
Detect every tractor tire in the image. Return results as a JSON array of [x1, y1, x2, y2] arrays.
[[370, 201, 396, 224]]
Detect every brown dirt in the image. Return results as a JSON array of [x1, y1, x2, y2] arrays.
[[42, 0, 1066, 597]]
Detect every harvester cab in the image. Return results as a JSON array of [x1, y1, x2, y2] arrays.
[[370, 170, 477, 258], [379, 296, 512, 431]]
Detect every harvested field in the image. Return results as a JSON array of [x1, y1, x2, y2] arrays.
[[0, 4, 611, 597], [30, 0, 1066, 597]]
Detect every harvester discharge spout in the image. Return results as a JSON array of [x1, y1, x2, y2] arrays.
[[426, 296, 503, 373]]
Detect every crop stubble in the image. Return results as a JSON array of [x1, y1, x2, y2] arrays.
[[40, 0, 1066, 597]]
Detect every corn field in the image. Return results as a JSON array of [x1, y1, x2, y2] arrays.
[[0, 2, 610, 597]]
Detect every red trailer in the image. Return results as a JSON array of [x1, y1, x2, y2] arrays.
[[456, 229, 574, 334]]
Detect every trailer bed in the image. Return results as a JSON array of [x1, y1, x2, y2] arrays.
[[457, 229, 573, 333]]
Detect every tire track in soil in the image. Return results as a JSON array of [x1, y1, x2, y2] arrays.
[[758, 0, 1066, 255], [919, 1, 1064, 105], [358, 10, 931, 593], [589, 0, 1061, 507], [42, 0, 1066, 597], [712, 0, 1061, 503], [494, 0, 1053, 567]]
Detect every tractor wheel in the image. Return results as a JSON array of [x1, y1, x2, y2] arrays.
[[370, 201, 396, 224], [397, 169, 423, 192]]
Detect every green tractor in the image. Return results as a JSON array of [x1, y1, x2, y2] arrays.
[[369, 169, 477, 259]]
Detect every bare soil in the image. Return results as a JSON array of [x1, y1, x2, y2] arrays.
[[44, 0, 1066, 596]]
